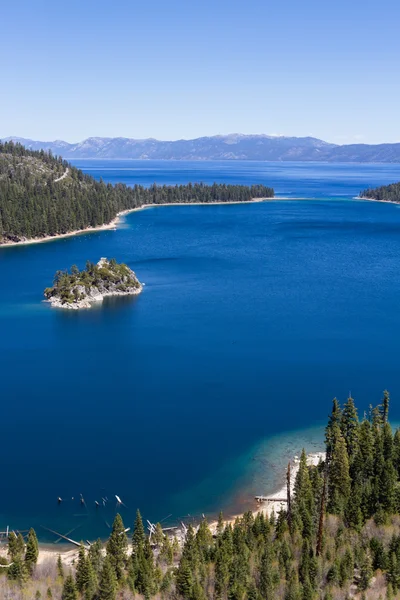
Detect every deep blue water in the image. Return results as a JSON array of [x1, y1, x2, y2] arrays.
[[1, 160, 400, 542]]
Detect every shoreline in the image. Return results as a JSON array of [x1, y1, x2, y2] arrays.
[[0, 197, 308, 249], [0, 450, 325, 566], [46, 285, 143, 310], [206, 450, 325, 536], [358, 195, 400, 205]]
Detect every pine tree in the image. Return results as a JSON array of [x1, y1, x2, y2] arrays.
[[285, 569, 302, 600], [259, 548, 274, 598], [57, 554, 64, 579], [135, 538, 157, 599], [132, 509, 146, 553], [106, 513, 127, 580], [75, 543, 88, 593], [7, 557, 27, 584], [358, 551, 373, 591], [341, 395, 359, 463], [196, 518, 213, 563], [84, 557, 97, 600], [88, 538, 103, 575], [327, 424, 351, 514], [382, 390, 390, 423], [352, 418, 374, 482], [325, 398, 342, 462], [24, 527, 39, 574], [61, 574, 78, 600], [339, 547, 354, 587], [98, 556, 117, 600], [216, 511, 224, 538], [294, 450, 313, 508], [8, 531, 24, 561], [214, 525, 233, 599], [176, 556, 193, 598], [345, 476, 363, 530]]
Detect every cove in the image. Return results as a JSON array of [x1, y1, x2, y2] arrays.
[[1, 161, 400, 541]]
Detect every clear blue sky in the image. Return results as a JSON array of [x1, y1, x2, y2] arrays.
[[2, 0, 399, 144]]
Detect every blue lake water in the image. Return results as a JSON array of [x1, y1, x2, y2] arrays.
[[1, 160, 400, 542]]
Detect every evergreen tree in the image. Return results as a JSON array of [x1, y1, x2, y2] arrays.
[[75, 543, 88, 593], [340, 395, 359, 463], [57, 554, 64, 579], [216, 511, 224, 538], [259, 548, 274, 599], [176, 556, 194, 598], [84, 557, 97, 600], [214, 525, 233, 599], [106, 513, 127, 580], [325, 398, 342, 462], [7, 557, 27, 584], [132, 509, 146, 553], [285, 569, 302, 600], [88, 538, 103, 575], [61, 574, 78, 600], [382, 390, 390, 423], [358, 551, 373, 591], [8, 531, 24, 562], [135, 538, 157, 599], [98, 556, 117, 600], [24, 527, 39, 574], [327, 424, 351, 514]]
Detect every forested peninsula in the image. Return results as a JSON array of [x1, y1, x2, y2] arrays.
[[3, 393, 400, 599], [0, 142, 274, 245], [361, 181, 400, 203], [44, 258, 142, 309]]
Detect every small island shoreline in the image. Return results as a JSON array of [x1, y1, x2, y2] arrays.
[[0, 197, 299, 249], [44, 258, 143, 309]]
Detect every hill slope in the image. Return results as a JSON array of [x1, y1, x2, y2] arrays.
[[0, 142, 273, 244], [4, 134, 400, 162]]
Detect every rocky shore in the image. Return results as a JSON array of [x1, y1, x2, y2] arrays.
[[44, 258, 143, 309]]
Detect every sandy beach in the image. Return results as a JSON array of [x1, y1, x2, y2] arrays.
[[206, 450, 325, 536], [0, 450, 327, 567]]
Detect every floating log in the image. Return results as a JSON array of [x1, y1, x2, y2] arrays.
[[41, 525, 88, 549]]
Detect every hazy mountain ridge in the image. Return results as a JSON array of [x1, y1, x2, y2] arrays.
[[3, 134, 400, 162]]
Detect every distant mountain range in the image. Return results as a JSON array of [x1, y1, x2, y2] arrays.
[[3, 134, 400, 162]]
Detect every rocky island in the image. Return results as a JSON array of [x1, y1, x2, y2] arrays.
[[44, 258, 142, 309]]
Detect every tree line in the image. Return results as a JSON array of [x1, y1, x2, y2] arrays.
[[0, 142, 274, 243], [361, 182, 400, 203], [3, 392, 400, 599]]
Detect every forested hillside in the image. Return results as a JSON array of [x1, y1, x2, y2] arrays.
[[0, 142, 273, 244], [2, 393, 400, 599], [361, 182, 400, 203]]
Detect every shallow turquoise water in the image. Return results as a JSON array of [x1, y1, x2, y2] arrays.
[[1, 161, 400, 541]]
